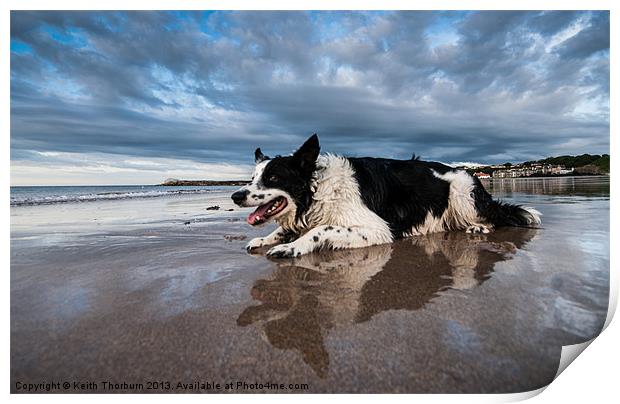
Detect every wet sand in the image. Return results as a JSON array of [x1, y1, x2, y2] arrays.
[[11, 177, 610, 393]]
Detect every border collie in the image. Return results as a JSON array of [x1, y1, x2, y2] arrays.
[[231, 134, 541, 258]]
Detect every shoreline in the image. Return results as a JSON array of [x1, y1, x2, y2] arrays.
[[10, 184, 240, 208]]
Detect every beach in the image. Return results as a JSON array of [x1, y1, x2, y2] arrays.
[[10, 177, 610, 393]]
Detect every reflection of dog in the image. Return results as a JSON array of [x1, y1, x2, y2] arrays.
[[231, 134, 541, 258], [237, 228, 537, 377]]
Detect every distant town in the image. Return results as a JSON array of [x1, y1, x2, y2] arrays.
[[460, 153, 610, 179]]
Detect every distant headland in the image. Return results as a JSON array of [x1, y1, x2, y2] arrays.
[[159, 178, 249, 186]]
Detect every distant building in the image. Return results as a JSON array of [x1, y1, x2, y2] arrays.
[[473, 172, 491, 179], [541, 164, 562, 175], [492, 164, 568, 178], [493, 169, 520, 178]]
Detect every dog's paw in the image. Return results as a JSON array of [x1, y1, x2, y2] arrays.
[[266, 243, 302, 258], [466, 224, 491, 234], [246, 237, 265, 252]]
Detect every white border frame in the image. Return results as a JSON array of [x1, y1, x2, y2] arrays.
[[3, 1, 616, 403]]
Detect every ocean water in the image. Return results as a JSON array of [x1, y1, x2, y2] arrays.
[[10, 185, 238, 206]]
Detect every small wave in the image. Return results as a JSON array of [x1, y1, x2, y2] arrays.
[[10, 188, 220, 207]]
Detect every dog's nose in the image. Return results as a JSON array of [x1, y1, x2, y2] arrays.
[[231, 190, 249, 205]]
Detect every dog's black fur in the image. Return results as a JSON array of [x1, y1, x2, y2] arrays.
[[349, 157, 538, 237], [349, 158, 451, 238]]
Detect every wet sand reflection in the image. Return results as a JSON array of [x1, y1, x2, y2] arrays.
[[238, 228, 537, 377]]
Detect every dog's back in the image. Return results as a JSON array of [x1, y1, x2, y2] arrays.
[[347, 156, 541, 238]]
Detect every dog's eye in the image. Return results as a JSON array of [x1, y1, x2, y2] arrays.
[[268, 175, 279, 182]]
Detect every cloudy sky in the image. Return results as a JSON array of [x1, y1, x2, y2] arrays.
[[10, 11, 609, 185]]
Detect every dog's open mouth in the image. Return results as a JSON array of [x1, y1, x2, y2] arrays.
[[247, 196, 288, 226]]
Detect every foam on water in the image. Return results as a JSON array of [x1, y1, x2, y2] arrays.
[[10, 185, 236, 206]]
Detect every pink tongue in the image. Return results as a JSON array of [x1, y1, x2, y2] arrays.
[[247, 203, 273, 225]]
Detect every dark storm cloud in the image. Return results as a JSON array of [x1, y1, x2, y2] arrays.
[[527, 11, 579, 36], [556, 12, 610, 60], [10, 10, 609, 170]]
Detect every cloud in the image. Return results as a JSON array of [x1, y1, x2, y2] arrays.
[[11, 150, 254, 185], [555, 12, 610, 59], [10, 10, 609, 184]]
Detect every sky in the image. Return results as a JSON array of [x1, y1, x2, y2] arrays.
[[10, 10, 610, 185]]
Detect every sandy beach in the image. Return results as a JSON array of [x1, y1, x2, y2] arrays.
[[10, 177, 610, 393]]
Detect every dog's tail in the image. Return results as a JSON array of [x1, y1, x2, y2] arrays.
[[484, 201, 542, 228]]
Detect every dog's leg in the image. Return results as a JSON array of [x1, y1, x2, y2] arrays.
[[246, 227, 297, 252], [465, 224, 493, 234], [267, 225, 390, 258]]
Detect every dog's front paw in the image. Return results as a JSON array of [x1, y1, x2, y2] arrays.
[[466, 224, 491, 234], [267, 243, 302, 258], [246, 237, 265, 252]]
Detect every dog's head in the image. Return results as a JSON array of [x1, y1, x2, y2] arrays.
[[231, 134, 320, 226]]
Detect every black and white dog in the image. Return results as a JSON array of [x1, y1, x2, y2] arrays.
[[231, 134, 541, 258]]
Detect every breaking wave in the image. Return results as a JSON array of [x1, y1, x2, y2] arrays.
[[10, 187, 223, 207]]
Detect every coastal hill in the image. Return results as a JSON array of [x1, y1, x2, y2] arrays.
[[524, 154, 609, 173], [464, 153, 609, 178], [160, 178, 249, 186]]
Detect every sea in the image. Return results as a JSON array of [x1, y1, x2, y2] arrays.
[[10, 185, 237, 207]]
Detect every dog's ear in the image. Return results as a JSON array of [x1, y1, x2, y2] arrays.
[[255, 148, 269, 163], [292, 134, 320, 175]]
